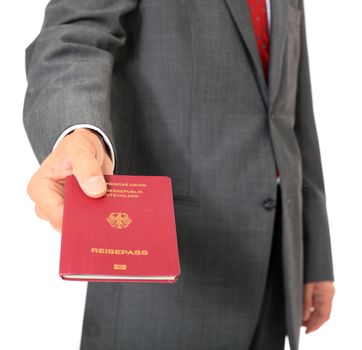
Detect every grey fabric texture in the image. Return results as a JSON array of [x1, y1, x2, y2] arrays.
[[23, 0, 334, 349]]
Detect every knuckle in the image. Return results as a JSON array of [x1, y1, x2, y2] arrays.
[[52, 218, 62, 230], [27, 173, 38, 199], [50, 221, 62, 233], [49, 212, 62, 230], [26, 180, 33, 198], [34, 205, 47, 220], [319, 310, 330, 321], [319, 316, 329, 325]]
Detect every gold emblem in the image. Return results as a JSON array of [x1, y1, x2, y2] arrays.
[[114, 264, 127, 270], [106, 212, 132, 229]]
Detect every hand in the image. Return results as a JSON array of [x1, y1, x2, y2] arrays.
[[27, 128, 114, 232], [302, 281, 335, 334]]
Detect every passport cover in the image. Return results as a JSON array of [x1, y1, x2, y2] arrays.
[[59, 174, 180, 283]]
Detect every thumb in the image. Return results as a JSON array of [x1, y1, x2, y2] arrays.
[[303, 283, 314, 322], [70, 147, 107, 198]]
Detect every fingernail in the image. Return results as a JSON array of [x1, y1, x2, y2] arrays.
[[85, 176, 106, 195]]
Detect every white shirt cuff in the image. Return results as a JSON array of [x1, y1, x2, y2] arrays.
[[52, 124, 115, 172]]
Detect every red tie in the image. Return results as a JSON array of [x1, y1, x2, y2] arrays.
[[247, 0, 270, 83], [247, 0, 280, 180]]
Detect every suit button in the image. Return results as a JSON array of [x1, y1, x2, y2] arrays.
[[263, 198, 276, 211]]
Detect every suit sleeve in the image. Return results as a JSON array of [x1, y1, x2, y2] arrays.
[[23, 0, 138, 164], [294, 0, 334, 284]]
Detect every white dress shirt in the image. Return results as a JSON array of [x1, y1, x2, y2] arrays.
[[53, 0, 279, 183], [266, 0, 271, 31]]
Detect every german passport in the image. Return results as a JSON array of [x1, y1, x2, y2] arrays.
[[59, 174, 180, 283]]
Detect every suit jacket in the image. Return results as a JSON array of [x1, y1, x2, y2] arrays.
[[23, 0, 334, 349]]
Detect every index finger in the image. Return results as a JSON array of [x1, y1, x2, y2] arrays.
[[28, 175, 65, 232]]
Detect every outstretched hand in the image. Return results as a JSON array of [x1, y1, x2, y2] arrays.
[[27, 128, 114, 232]]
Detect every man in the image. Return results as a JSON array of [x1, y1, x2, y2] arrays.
[[23, 0, 335, 349]]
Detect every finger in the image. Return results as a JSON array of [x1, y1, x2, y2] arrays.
[[50, 220, 63, 233], [35, 204, 47, 220], [28, 176, 65, 231], [304, 293, 332, 334], [303, 283, 314, 322], [68, 146, 107, 198], [304, 308, 330, 334]]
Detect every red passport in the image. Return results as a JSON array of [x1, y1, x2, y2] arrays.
[[59, 174, 180, 283]]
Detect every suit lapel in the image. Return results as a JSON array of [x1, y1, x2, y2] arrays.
[[268, 0, 288, 111], [223, 0, 268, 109], [223, 0, 289, 113]]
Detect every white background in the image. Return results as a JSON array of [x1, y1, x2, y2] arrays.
[[1, 1, 361, 349]]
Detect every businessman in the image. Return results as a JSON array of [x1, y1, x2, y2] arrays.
[[24, 0, 335, 349]]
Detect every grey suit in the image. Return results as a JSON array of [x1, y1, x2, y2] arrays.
[[23, 0, 334, 349]]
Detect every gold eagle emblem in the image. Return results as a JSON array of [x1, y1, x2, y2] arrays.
[[106, 212, 132, 229]]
